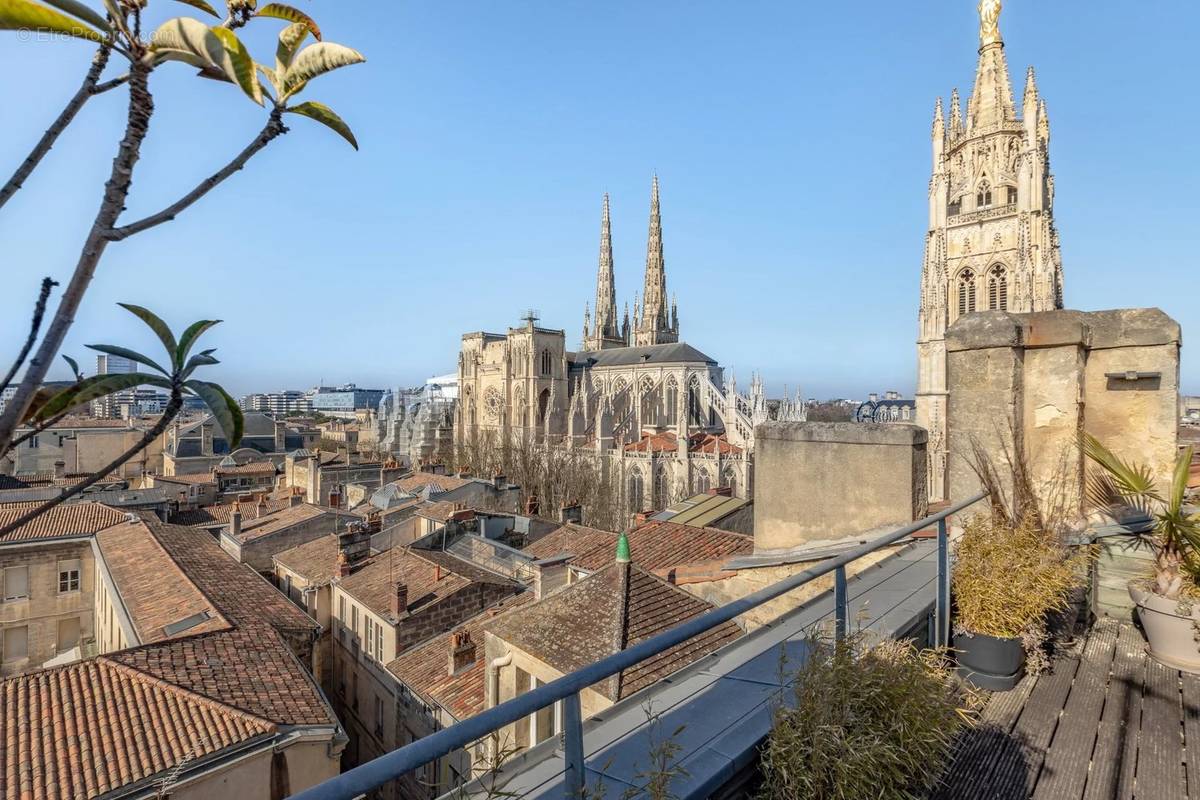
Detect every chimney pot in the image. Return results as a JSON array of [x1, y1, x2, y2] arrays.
[[448, 630, 476, 675], [389, 582, 408, 617]]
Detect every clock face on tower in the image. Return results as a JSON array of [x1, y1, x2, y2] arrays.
[[483, 387, 503, 421]]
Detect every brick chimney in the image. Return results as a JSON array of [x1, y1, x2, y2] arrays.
[[448, 630, 476, 675], [52, 460, 65, 479], [492, 474, 506, 490], [532, 554, 571, 600], [290, 488, 303, 507], [433, 564, 443, 582], [389, 582, 408, 617], [230, 509, 242, 538], [559, 504, 582, 524]]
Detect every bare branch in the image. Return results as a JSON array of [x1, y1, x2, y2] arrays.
[[92, 73, 130, 95], [0, 278, 57, 398], [0, 62, 155, 456], [0, 390, 181, 539], [6, 408, 75, 451], [106, 109, 288, 242], [0, 43, 115, 212]]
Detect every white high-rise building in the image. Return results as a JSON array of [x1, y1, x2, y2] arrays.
[[92, 354, 138, 419]]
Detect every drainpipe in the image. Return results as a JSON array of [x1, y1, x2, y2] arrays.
[[488, 651, 513, 760]]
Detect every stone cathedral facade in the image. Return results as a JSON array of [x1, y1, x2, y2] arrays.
[[917, 0, 1065, 500], [457, 177, 804, 510]]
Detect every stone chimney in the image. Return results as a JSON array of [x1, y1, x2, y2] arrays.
[[290, 487, 303, 507], [492, 474, 506, 490], [52, 460, 65, 479], [273, 420, 286, 453], [448, 630, 476, 675], [230, 509, 242, 538], [868, 393, 879, 403], [337, 521, 371, 576], [532, 554, 572, 600], [201, 423, 213, 456], [389, 582, 408, 617], [559, 504, 582, 524]]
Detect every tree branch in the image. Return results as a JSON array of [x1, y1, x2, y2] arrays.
[[0, 42, 115, 212], [0, 61, 155, 457], [0, 390, 181, 539], [93, 73, 130, 95], [6, 408, 75, 452], [106, 109, 288, 242], [0, 278, 57, 398]]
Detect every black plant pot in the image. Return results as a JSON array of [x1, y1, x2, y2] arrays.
[[955, 631, 1025, 691]]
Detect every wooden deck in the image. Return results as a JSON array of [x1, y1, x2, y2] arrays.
[[933, 618, 1198, 799]]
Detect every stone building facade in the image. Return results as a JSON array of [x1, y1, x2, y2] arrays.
[[917, 0, 1064, 499], [456, 178, 805, 509]]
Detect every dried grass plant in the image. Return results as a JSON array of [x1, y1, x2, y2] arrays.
[[757, 631, 980, 800]]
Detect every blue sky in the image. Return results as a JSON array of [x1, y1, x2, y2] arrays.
[[2, 1, 1197, 400]]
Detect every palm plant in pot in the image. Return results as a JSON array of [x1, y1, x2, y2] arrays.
[[1083, 434, 1200, 672], [952, 513, 1086, 690]]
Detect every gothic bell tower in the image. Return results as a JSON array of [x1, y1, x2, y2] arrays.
[[916, 0, 1065, 500]]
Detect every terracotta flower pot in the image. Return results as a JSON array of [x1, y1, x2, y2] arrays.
[[954, 631, 1025, 691], [1128, 582, 1200, 674]]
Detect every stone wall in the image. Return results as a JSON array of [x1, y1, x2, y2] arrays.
[[946, 309, 1180, 519], [753, 422, 928, 553]]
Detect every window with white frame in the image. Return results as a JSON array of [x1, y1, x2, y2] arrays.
[[3, 625, 28, 662], [3, 566, 29, 601], [58, 560, 81, 594]]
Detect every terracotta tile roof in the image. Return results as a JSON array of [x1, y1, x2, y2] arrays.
[[687, 432, 744, 455], [1, 658, 276, 800], [274, 534, 339, 584], [486, 562, 741, 700], [41, 416, 132, 429], [170, 497, 292, 527], [213, 461, 277, 476], [524, 521, 751, 573], [622, 432, 743, 456], [0, 501, 127, 543], [96, 522, 228, 643], [387, 592, 534, 720], [231, 503, 336, 544], [153, 472, 217, 485], [391, 473, 472, 495], [623, 431, 679, 453], [417, 500, 468, 523], [338, 548, 515, 621]]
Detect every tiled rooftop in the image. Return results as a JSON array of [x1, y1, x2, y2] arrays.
[[485, 561, 742, 700], [387, 592, 534, 720], [213, 461, 277, 475], [231, 503, 339, 543], [274, 533, 341, 584], [524, 520, 752, 574], [0, 501, 127, 543], [338, 548, 515, 621], [171, 496, 293, 528], [391, 473, 472, 495]]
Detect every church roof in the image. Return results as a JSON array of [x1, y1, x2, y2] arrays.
[[569, 341, 715, 368]]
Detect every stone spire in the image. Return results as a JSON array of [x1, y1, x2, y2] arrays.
[[949, 88, 963, 138], [634, 175, 677, 346], [589, 193, 620, 347], [967, 0, 1015, 131]]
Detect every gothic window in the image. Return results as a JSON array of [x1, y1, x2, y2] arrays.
[[687, 376, 703, 427], [987, 265, 1008, 311], [653, 468, 669, 510], [1006, 186, 1018, 205], [639, 376, 656, 426], [976, 181, 992, 209], [720, 466, 737, 498], [665, 376, 679, 426], [695, 469, 711, 494], [956, 269, 977, 318], [628, 470, 644, 513], [540, 349, 552, 376], [537, 388, 551, 425], [948, 196, 962, 217]]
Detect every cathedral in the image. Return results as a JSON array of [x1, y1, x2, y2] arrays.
[[916, 0, 1065, 499], [457, 177, 804, 509]]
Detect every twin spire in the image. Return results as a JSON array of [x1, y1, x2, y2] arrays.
[[583, 176, 680, 351]]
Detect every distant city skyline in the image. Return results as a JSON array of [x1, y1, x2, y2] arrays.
[[2, 2, 1197, 399]]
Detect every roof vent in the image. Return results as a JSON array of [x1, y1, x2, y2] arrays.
[[162, 609, 214, 637]]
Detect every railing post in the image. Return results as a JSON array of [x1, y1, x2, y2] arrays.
[[936, 517, 949, 648], [834, 565, 847, 642], [562, 691, 585, 797]]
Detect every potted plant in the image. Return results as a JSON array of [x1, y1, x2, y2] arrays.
[[1083, 434, 1200, 672], [951, 513, 1085, 690]]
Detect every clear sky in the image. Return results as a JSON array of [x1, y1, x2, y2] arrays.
[[2, 1, 1197, 400]]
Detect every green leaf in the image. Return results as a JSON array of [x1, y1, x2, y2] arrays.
[[34, 373, 172, 420], [274, 21, 308, 74], [38, 0, 110, 32], [0, 0, 104, 42], [181, 352, 220, 379], [210, 26, 263, 105], [256, 3, 320, 39], [86, 343, 170, 377], [147, 16, 224, 69], [176, 319, 221, 364], [283, 41, 364, 92], [117, 303, 178, 366], [255, 61, 281, 98], [285, 101, 358, 149], [173, 0, 218, 17], [61, 354, 81, 380], [185, 380, 243, 446]]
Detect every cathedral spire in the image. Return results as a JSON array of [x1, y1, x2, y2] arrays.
[[594, 193, 618, 339], [949, 88, 963, 138], [634, 174, 677, 346], [932, 97, 944, 137], [967, 0, 1015, 131]]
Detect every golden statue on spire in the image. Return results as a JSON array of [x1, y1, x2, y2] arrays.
[[979, 0, 1002, 47]]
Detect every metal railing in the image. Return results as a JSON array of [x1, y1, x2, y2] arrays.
[[290, 491, 988, 800]]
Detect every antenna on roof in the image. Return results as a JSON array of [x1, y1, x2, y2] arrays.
[[521, 309, 540, 327]]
